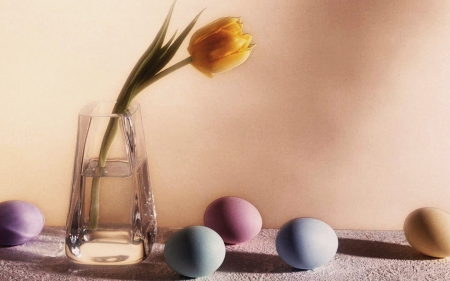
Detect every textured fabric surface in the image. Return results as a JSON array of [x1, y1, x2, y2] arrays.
[[0, 227, 449, 280]]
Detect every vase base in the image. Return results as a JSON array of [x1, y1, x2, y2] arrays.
[[65, 230, 147, 265]]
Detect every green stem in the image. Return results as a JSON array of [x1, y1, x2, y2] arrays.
[[88, 57, 193, 230], [88, 118, 119, 229], [89, 177, 101, 229]]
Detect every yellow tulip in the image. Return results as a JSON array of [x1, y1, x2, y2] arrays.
[[188, 17, 254, 77]]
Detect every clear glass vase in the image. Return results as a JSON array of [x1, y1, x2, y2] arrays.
[[65, 101, 156, 265]]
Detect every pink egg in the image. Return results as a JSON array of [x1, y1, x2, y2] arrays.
[[204, 196, 262, 244]]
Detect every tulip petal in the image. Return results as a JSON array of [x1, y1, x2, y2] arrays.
[[188, 16, 254, 77], [189, 17, 241, 46], [208, 48, 253, 73], [221, 20, 244, 35], [189, 30, 251, 61], [191, 64, 214, 78], [209, 34, 249, 58]]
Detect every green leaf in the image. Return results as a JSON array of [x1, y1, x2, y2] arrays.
[[114, 1, 176, 113], [158, 10, 203, 70], [137, 10, 203, 92], [133, 31, 178, 89]]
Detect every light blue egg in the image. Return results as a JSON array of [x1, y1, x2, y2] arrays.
[[164, 226, 226, 278], [276, 218, 338, 270]]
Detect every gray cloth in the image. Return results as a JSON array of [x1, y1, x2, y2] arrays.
[[0, 227, 449, 280]]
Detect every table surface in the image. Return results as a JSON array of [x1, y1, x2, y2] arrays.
[[0, 227, 449, 281]]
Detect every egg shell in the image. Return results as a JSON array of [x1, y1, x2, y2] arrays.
[[164, 226, 226, 278], [204, 196, 262, 244], [276, 217, 338, 270], [0, 200, 45, 246], [404, 207, 450, 258]]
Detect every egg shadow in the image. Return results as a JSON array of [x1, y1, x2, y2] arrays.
[[337, 238, 435, 260], [218, 251, 293, 273]]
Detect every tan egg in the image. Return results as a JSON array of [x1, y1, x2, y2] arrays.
[[404, 207, 450, 258]]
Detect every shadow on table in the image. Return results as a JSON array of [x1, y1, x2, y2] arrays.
[[218, 251, 293, 273], [48, 254, 188, 281], [0, 244, 186, 280], [337, 238, 435, 260]]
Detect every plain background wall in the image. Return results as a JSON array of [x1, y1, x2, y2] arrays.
[[1, 0, 450, 230]]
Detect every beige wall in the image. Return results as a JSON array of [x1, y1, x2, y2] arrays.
[[1, 0, 450, 230]]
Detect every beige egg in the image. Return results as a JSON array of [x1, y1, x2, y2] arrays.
[[404, 207, 450, 258]]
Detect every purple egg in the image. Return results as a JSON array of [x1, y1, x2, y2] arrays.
[[204, 196, 262, 244], [0, 200, 45, 246]]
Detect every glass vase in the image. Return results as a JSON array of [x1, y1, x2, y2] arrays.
[[65, 101, 156, 265]]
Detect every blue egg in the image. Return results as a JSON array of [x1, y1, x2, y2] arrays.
[[276, 218, 338, 270], [164, 226, 226, 278]]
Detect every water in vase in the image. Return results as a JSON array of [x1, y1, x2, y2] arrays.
[[65, 160, 156, 265]]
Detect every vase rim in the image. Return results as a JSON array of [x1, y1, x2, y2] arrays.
[[79, 100, 140, 117]]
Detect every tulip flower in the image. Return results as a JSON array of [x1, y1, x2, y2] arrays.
[[188, 17, 254, 77], [88, 2, 254, 229]]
